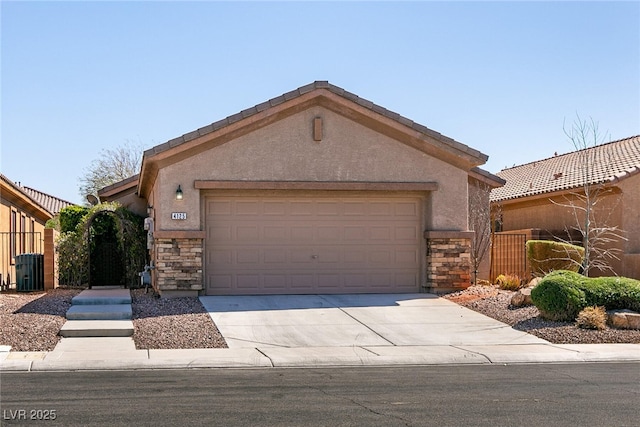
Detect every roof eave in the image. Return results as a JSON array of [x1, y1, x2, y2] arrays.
[[0, 175, 53, 220]]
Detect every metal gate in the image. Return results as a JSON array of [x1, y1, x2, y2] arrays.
[[490, 233, 527, 282], [88, 211, 126, 288], [90, 240, 125, 287]]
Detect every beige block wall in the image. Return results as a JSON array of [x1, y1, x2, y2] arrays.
[[155, 107, 470, 233]]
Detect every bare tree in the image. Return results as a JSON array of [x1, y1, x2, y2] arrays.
[[78, 140, 144, 203], [552, 116, 627, 276], [469, 179, 493, 285]]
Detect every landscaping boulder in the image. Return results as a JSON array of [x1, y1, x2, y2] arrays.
[[526, 277, 542, 288], [511, 287, 533, 307], [607, 309, 640, 330]]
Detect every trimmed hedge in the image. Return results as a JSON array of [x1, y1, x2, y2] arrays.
[[59, 205, 90, 233], [526, 240, 585, 277], [530, 270, 640, 321]]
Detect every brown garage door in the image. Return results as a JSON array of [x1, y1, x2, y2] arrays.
[[204, 193, 422, 295]]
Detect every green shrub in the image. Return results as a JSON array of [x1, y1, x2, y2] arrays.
[[530, 271, 587, 321], [526, 240, 585, 277], [59, 205, 90, 233], [575, 306, 607, 330], [531, 270, 640, 321], [494, 274, 523, 291]]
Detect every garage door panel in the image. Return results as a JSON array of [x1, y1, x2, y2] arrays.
[[206, 195, 422, 295], [343, 202, 366, 215], [236, 201, 260, 215], [290, 274, 315, 290], [343, 250, 367, 264], [290, 201, 314, 215], [264, 249, 287, 264], [264, 275, 287, 289], [237, 274, 261, 289], [396, 202, 420, 216], [291, 226, 314, 240], [369, 250, 392, 264], [395, 226, 420, 240], [396, 249, 420, 264], [317, 202, 340, 215], [317, 274, 341, 289], [209, 275, 232, 290], [290, 249, 315, 264], [263, 201, 287, 215], [344, 226, 367, 240], [209, 249, 232, 265], [263, 226, 287, 240], [316, 249, 340, 264], [316, 226, 341, 241], [370, 227, 391, 240], [209, 226, 232, 241], [369, 202, 393, 216], [237, 249, 260, 264], [237, 226, 259, 241]]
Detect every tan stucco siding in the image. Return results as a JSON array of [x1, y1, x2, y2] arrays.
[[500, 189, 625, 276], [619, 174, 640, 254], [155, 107, 469, 232], [619, 174, 640, 278], [501, 199, 571, 232]]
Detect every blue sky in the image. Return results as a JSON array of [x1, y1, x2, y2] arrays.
[[2, 1, 639, 205]]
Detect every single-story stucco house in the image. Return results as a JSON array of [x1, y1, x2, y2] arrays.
[[99, 81, 503, 297], [491, 135, 640, 279]]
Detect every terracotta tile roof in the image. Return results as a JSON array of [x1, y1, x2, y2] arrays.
[[143, 81, 488, 164], [491, 135, 640, 202], [20, 186, 75, 215]]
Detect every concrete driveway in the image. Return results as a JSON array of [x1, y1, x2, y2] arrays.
[[199, 294, 546, 349]]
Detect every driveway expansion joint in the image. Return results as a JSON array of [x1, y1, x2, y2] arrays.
[[255, 348, 275, 367]]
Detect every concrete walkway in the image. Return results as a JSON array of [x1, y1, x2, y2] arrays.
[[1, 291, 639, 371]]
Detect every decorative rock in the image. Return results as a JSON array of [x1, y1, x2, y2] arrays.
[[511, 287, 533, 307], [607, 309, 640, 330], [527, 277, 542, 288]]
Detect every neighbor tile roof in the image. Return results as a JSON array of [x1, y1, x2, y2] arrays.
[[20, 186, 75, 215], [143, 81, 488, 163], [491, 135, 640, 202]]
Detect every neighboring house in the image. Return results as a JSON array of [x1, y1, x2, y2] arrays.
[[491, 135, 640, 279], [100, 81, 503, 297], [0, 174, 74, 289]]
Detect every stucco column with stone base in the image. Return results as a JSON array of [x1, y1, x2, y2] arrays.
[[424, 231, 473, 294], [153, 232, 204, 297]]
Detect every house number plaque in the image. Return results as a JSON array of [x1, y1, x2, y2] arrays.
[[171, 212, 187, 220]]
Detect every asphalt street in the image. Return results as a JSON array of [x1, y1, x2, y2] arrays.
[[2, 363, 639, 426]]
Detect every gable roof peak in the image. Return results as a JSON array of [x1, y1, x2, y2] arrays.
[[137, 81, 490, 197]]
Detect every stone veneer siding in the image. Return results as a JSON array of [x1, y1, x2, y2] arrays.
[[424, 231, 473, 293], [154, 237, 204, 292]]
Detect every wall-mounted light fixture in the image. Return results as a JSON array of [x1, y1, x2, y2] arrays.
[[176, 185, 183, 200]]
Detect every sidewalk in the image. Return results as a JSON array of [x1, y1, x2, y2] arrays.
[[2, 341, 640, 371]]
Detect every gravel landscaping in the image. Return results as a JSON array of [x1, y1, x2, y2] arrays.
[[1, 285, 638, 352], [130, 289, 227, 350], [442, 284, 640, 344]]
